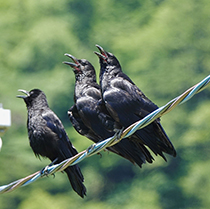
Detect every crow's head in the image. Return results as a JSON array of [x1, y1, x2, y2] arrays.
[[94, 44, 121, 69], [17, 89, 48, 108], [63, 54, 96, 82]]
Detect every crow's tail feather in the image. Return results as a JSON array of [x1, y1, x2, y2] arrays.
[[65, 165, 86, 198]]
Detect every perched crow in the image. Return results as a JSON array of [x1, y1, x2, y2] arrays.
[[94, 45, 176, 161], [63, 54, 154, 167], [17, 89, 86, 198]]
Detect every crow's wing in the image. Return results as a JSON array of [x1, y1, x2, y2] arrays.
[[103, 76, 176, 158], [42, 110, 78, 158], [42, 110, 86, 197], [68, 104, 101, 143]]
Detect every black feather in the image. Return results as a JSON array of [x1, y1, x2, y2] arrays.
[[18, 89, 86, 198], [95, 46, 176, 161], [64, 56, 154, 168]]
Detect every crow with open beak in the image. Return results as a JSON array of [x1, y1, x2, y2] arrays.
[[63, 54, 155, 167], [94, 45, 176, 161], [17, 89, 86, 198]]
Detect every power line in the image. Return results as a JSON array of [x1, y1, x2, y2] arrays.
[[0, 75, 210, 194]]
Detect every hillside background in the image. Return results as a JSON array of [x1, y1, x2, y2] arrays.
[[1, 0, 210, 208]]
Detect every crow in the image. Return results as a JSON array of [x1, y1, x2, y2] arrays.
[[17, 89, 86, 198], [63, 54, 154, 167], [94, 45, 176, 161]]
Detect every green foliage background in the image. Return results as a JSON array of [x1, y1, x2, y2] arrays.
[[1, 0, 210, 208]]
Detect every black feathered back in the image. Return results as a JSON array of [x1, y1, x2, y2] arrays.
[[96, 46, 176, 160], [18, 88, 86, 198]]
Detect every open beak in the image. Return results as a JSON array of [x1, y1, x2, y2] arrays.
[[64, 53, 80, 65], [16, 89, 30, 99], [63, 53, 81, 72], [94, 44, 108, 60], [62, 61, 80, 70]]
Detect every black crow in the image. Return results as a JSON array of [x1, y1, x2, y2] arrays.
[[63, 54, 154, 167], [17, 89, 86, 198], [94, 45, 176, 161]]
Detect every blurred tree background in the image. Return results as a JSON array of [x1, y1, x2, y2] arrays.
[[1, 0, 210, 208]]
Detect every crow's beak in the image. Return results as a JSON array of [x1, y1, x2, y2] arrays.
[[94, 51, 107, 60], [62, 61, 80, 70], [64, 53, 80, 65], [94, 44, 108, 60], [17, 89, 30, 99]]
